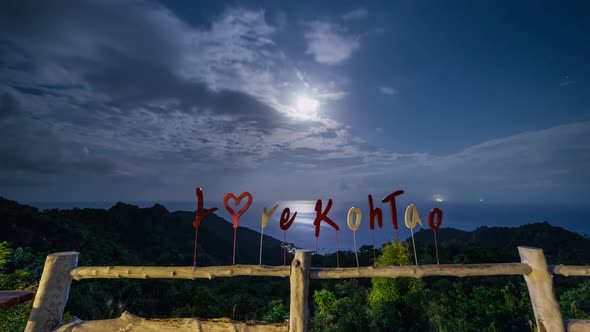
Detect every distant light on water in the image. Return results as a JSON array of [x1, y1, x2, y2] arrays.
[[433, 195, 444, 202]]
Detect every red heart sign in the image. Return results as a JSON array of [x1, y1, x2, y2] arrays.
[[223, 192, 253, 229]]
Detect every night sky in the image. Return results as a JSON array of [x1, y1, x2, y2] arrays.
[[1, 1, 589, 242]]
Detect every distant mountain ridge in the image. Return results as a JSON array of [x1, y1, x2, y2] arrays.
[[412, 221, 590, 264], [2, 196, 589, 266], [0, 197, 284, 266]]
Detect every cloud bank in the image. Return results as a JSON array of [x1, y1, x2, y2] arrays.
[[0, 0, 587, 207]]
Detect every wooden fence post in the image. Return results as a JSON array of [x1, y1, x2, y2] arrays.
[[518, 246, 564, 332], [289, 250, 311, 332], [25, 252, 79, 332]]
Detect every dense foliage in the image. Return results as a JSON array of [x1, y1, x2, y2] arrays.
[[0, 242, 42, 332], [1, 197, 589, 331], [0, 197, 289, 328]]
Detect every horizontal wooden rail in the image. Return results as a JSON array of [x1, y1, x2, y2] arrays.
[[70, 265, 291, 280], [70, 263, 535, 281], [551, 265, 590, 277], [70, 263, 590, 281], [310, 263, 532, 279], [54, 311, 288, 332], [30, 249, 590, 332], [0, 291, 35, 309], [565, 319, 590, 332]]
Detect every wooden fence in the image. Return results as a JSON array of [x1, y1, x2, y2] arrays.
[[24, 247, 590, 332]]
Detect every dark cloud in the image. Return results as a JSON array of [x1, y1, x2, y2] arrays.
[[0, 91, 21, 117], [0, 144, 118, 176], [0, 0, 297, 190], [66, 47, 287, 129], [0, 89, 120, 178], [0, 0, 184, 65], [0, 0, 288, 129]]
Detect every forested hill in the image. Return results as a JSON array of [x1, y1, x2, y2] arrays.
[[2, 197, 590, 330], [412, 222, 590, 264], [0, 197, 284, 266], [2, 196, 590, 266]]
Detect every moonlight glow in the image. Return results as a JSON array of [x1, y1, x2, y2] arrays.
[[293, 95, 320, 119]]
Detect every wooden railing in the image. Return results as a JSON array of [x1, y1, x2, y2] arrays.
[[24, 247, 590, 332]]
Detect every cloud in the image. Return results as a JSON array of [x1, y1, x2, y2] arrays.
[[341, 8, 367, 20], [432, 121, 590, 203], [250, 121, 590, 205], [0, 1, 586, 207], [304, 20, 360, 65], [317, 90, 347, 101], [295, 69, 310, 88], [378, 86, 396, 95], [330, 121, 590, 204], [0, 1, 365, 201], [559, 80, 577, 87], [294, 68, 349, 102]]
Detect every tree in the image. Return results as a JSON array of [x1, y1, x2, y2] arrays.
[[309, 280, 369, 332], [560, 280, 590, 319], [262, 299, 288, 323], [310, 289, 338, 331], [0, 241, 10, 267], [367, 240, 429, 331], [430, 281, 534, 331]]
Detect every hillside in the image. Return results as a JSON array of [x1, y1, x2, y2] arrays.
[[2, 197, 590, 329], [0, 197, 291, 321], [412, 222, 590, 264], [0, 197, 284, 266], [3, 196, 589, 267]]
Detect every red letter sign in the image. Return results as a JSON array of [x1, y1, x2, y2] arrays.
[[368, 194, 383, 230], [382, 190, 404, 230], [280, 208, 297, 230], [223, 192, 253, 229], [428, 207, 443, 231], [313, 199, 339, 237], [193, 187, 218, 228]]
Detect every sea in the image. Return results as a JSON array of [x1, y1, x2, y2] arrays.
[[27, 199, 588, 254]]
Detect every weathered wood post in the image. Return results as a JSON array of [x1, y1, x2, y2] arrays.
[[518, 246, 564, 332], [289, 250, 311, 332], [25, 252, 79, 332]]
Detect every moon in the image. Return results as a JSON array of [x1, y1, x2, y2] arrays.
[[293, 95, 320, 119]]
